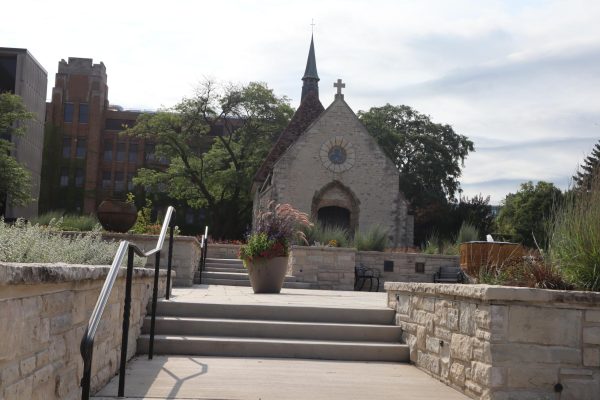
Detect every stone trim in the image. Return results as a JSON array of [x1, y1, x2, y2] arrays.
[[384, 282, 600, 306]]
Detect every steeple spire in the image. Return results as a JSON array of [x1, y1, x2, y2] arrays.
[[301, 34, 319, 102]]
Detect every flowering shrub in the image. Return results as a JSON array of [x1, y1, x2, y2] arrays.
[[0, 218, 145, 266], [239, 202, 311, 263]]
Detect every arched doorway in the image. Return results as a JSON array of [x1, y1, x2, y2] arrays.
[[317, 206, 351, 231], [312, 181, 360, 234]]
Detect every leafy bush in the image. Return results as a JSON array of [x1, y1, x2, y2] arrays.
[[32, 212, 99, 232], [548, 174, 600, 291], [239, 232, 286, 263], [354, 226, 389, 251], [299, 223, 351, 248], [0, 219, 145, 266]]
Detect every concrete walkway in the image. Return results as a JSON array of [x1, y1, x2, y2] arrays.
[[169, 284, 389, 309], [94, 356, 469, 400], [94, 286, 468, 399]]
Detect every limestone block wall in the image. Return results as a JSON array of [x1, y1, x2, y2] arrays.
[[289, 246, 356, 290], [385, 282, 600, 400], [103, 233, 200, 287], [357, 251, 459, 287], [207, 244, 242, 259], [0, 263, 168, 399]]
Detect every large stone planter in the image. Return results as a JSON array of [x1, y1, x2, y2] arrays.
[[97, 200, 137, 233], [245, 256, 288, 294]]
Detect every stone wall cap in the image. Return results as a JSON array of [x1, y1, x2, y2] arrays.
[[384, 282, 600, 305], [0, 262, 169, 285], [101, 232, 199, 244], [209, 243, 242, 248], [291, 245, 356, 253]]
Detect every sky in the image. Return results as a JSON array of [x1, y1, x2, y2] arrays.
[[3, 0, 600, 204]]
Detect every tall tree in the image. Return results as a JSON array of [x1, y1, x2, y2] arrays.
[[125, 81, 293, 239], [0, 92, 34, 214], [573, 140, 600, 190], [358, 104, 474, 244], [496, 181, 563, 248]]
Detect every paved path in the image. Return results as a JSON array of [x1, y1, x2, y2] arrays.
[[170, 285, 388, 309], [94, 356, 469, 400]]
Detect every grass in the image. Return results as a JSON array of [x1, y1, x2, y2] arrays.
[[547, 174, 600, 291], [299, 223, 352, 248], [354, 226, 389, 252], [0, 218, 145, 266], [32, 211, 100, 231]]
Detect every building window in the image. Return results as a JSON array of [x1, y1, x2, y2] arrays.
[[105, 119, 134, 131], [185, 210, 194, 224], [62, 137, 71, 158], [75, 168, 84, 188], [127, 172, 134, 191], [144, 143, 155, 162], [116, 142, 126, 162], [128, 143, 138, 163], [64, 103, 74, 123], [79, 104, 89, 123], [60, 168, 69, 187], [114, 171, 125, 192], [76, 138, 86, 159], [103, 139, 113, 161], [102, 171, 112, 189]]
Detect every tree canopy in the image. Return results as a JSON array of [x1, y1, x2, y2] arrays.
[[125, 81, 293, 239], [0, 92, 34, 213], [496, 181, 563, 248], [573, 140, 600, 191], [358, 104, 474, 244]]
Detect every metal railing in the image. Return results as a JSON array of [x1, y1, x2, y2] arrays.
[[196, 226, 209, 284], [80, 206, 176, 400]]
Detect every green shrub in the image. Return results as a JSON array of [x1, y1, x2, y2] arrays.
[[422, 232, 458, 255], [0, 218, 145, 266], [32, 212, 99, 232], [299, 223, 351, 248], [354, 226, 389, 251], [548, 175, 600, 291]]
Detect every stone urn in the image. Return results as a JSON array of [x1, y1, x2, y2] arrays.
[[96, 200, 137, 233], [244, 257, 288, 294]]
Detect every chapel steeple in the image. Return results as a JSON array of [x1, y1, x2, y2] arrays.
[[301, 34, 319, 102]]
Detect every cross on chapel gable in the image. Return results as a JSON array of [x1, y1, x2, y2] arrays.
[[334, 79, 345, 99]]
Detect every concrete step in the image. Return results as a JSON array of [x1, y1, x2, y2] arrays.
[[202, 278, 251, 286], [137, 335, 409, 362], [204, 266, 248, 273], [202, 271, 249, 280], [154, 302, 396, 325], [205, 258, 243, 265], [143, 316, 403, 342]]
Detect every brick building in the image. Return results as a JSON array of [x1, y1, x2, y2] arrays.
[[0, 47, 47, 219], [41, 58, 208, 231]]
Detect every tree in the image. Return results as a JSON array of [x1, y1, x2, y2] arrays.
[[357, 104, 474, 244], [573, 140, 600, 190], [496, 181, 563, 248], [0, 92, 34, 214], [125, 80, 293, 239]]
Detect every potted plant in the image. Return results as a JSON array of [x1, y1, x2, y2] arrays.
[[96, 193, 138, 233], [239, 202, 311, 293]]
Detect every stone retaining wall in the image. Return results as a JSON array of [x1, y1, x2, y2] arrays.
[[207, 243, 241, 259], [0, 263, 168, 399], [290, 246, 459, 291], [103, 233, 200, 287], [385, 282, 600, 400]]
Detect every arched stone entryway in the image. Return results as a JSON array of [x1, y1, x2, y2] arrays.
[[311, 181, 360, 233]]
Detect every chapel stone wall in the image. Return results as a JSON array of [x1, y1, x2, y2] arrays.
[[269, 99, 412, 246]]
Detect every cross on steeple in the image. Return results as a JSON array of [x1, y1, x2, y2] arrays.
[[310, 19, 315, 34], [334, 79, 345, 99]]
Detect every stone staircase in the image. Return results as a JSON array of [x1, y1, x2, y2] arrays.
[[137, 300, 409, 362], [200, 257, 312, 289]]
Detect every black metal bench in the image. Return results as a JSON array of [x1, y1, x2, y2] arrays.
[[433, 265, 465, 283], [355, 264, 381, 292]]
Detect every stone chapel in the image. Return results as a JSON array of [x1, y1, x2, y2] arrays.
[[252, 36, 413, 247]]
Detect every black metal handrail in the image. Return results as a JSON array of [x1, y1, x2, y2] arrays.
[[196, 226, 209, 284], [80, 206, 176, 400]]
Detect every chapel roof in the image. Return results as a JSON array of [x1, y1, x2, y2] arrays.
[[253, 91, 324, 184]]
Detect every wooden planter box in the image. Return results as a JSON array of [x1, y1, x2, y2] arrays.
[[459, 241, 524, 276]]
